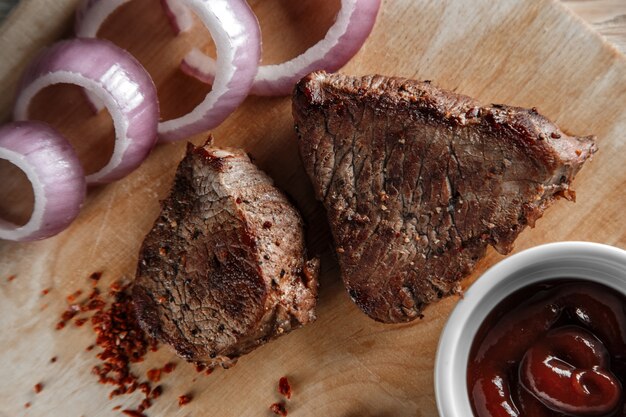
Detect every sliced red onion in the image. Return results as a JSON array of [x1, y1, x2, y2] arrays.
[[0, 121, 86, 242], [74, 0, 132, 114], [158, 0, 261, 141], [74, 0, 260, 142], [173, 0, 381, 96], [13, 38, 159, 184], [160, 0, 193, 35]]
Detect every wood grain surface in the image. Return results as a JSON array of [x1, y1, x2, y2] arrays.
[[562, 0, 626, 53], [1, 1, 626, 416]]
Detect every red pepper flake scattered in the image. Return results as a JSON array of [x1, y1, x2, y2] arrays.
[[146, 368, 161, 383], [575, 149, 582, 156], [56, 304, 81, 330], [112, 405, 121, 411], [278, 376, 292, 399], [75, 318, 89, 327], [55, 273, 167, 415], [151, 385, 163, 399], [121, 410, 147, 417], [89, 271, 103, 284], [270, 402, 288, 416], [24, 402, 31, 409], [139, 398, 152, 411], [194, 363, 206, 373], [109, 279, 124, 293], [66, 289, 83, 303], [86, 298, 105, 311], [7, 275, 16, 282], [50, 356, 58, 363], [41, 288, 51, 296], [162, 362, 176, 373], [34, 382, 43, 393], [178, 394, 192, 406]]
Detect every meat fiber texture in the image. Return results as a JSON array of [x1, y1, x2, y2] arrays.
[[293, 71, 596, 324], [133, 142, 319, 367]]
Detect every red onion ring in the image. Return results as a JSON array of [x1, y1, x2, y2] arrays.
[[13, 38, 159, 184], [160, 0, 192, 35], [75, 0, 261, 142], [0, 121, 86, 242], [169, 0, 381, 96], [74, 0, 131, 114]]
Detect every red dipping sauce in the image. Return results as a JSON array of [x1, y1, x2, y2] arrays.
[[468, 281, 626, 417]]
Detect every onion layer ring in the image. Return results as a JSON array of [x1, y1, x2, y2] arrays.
[[75, 0, 261, 142], [0, 121, 86, 242], [168, 0, 381, 96], [13, 38, 159, 184]]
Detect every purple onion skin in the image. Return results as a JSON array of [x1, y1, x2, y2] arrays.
[[14, 38, 159, 184], [0, 121, 86, 241], [178, 0, 382, 96], [156, 0, 261, 142]]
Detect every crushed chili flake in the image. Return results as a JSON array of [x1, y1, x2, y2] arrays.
[[278, 376, 292, 399], [139, 398, 152, 411], [112, 405, 122, 411], [89, 287, 101, 299], [24, 402, 31, 409], [50, 356, 58, 363], [162, 362, 176, 373], [75, 318, 89, 327], [54, 274, 171, 416], [193, 362, 213, 375], [270, 402, 288, 416], [7, 274, 16, 282], [66, 289, 83, 303], [136, 382, 149, 395], [150, 385, 163, 399], [34, 382, 43, 393], [41, 288, 51, 296], [108, 279, 124, 293], [146, 368, 161, 383], [90, 283, 158, 402], [121, 410, 147, 417], [178, 394, 192, 406], [89, 271, 103, 284]]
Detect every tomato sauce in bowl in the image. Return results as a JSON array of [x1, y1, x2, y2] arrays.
[[435, 242, 626, 417], [468, 280, 626, 417]]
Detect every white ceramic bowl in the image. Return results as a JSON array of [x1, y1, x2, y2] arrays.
[[435, 241, 626, 417]]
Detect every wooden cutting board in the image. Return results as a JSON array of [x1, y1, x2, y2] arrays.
[[1, 0, 626, 416]]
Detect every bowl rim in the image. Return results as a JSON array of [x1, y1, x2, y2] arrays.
[[434, 241, 626, 417]]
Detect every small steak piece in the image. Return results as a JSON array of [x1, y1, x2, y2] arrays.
[[293, 72, 596, 323], [133, 142, 319, 366]]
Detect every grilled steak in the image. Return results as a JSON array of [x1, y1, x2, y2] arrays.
[[133, 142, 319, 366], [293, 72, 596, 323]]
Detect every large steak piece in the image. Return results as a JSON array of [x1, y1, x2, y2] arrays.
[[133, 142, 319, 366], [293, 72, 596, 323]]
